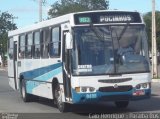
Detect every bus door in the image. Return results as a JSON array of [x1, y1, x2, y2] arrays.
[[62, 31, 72, 99], [13, 41, 18, 90], [8, 36, 18, 90]]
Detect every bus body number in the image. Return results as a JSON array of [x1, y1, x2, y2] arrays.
[[86, 94, 97, 99]]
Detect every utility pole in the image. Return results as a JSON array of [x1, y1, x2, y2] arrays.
[[39, 0, 42, 22], [32, 0, 46, 22], [152, 0, 158, 78]]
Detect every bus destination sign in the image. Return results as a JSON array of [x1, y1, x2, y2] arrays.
[[100, 15, 132, 23], [74, 12, 142, 25]]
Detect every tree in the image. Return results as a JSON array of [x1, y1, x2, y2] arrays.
[[48, 0, 109, 18], [143, 11, 160, 51], [0, 11, 17, 64]]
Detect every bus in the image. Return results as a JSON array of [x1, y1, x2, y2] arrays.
[[8, 10, 151, 112]]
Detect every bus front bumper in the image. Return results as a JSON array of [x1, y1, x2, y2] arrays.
[[71, 88, 151, 104]]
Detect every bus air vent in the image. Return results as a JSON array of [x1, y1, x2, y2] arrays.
[[98, 78, 132, 83]]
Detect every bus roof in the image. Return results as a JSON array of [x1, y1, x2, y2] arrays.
[[8, 10, 142, 37], [8, 13, 73, 37]]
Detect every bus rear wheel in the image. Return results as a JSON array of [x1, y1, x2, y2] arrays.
[[20, 79, 30, 102], [115, 101, 129, 108], [54, 84, 68, 112]]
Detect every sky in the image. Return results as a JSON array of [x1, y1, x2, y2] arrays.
[[0, 0, 160, 28]]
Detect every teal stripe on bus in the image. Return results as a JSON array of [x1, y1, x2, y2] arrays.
[[20, 62, 62, 80], [26, 67, 62, 94]]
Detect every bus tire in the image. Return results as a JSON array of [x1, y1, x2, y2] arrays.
[[54, 84, 68, 112], [115, 101, 129, 108], [20, 79, 30, 102]]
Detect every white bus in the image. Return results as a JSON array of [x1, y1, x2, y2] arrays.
[[8, 10, 151, 112]]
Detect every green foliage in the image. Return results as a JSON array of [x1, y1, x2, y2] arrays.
[[48, 0, 109, 18], [0, 11, 17, 56], [143, 11, 160, 51]]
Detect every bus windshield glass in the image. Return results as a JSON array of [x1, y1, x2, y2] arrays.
[[72, 25, 150, 76]]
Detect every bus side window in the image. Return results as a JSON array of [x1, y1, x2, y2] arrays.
[[25, 33, 33, 58], [50, 27, 61, 57], [41, 28, 50, 58], [33, 31, 40, 59], [8, 38, 14, 59], [19, 35, 25, 59]]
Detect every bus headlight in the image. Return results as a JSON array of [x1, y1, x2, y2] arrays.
[[75, 87, 95, 93], [89, 87, 95, 92], [142, 83, 148, 88], [81, 87, 95, 92], [81, 87, 87, 92], [136, 84, 141, 89], [135, 83, 150, 90]]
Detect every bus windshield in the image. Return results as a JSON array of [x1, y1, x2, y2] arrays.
[[72, 25, 150, 76]]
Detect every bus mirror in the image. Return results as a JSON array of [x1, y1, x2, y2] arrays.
[[65, 33, 73, 49]]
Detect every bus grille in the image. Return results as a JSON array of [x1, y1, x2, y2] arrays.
[[99, 85, 133, 92], [98, 78, 132, 83]]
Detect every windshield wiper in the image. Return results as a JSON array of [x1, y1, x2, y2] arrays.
[[90, 24, 105, 42], [117, 23, 130, 41]]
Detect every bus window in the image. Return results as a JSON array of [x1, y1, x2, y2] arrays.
[[8, 38, 14, 59], [50, 27, 61, 57], [33, 31, 40, 58], [41, 28, 50, 58], [26, 33, 33, 58], [19, 35, 25, 59]]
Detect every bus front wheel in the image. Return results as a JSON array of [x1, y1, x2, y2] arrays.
[[54, 84, 68, 112], [20, 79, 30, 102], [115, 101, 129, 108]]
